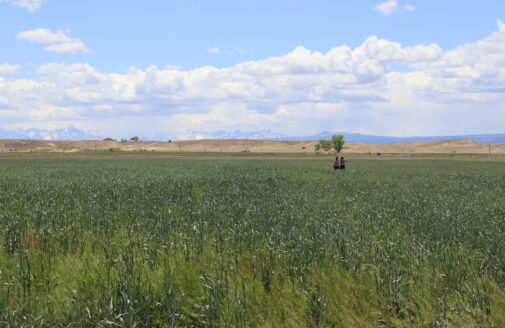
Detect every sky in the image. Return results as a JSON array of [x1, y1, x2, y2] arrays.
[[1, 0, 505, 139]]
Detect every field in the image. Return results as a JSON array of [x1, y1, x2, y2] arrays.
[[2, 138, 505, 155], [0, 155, 504, 327]]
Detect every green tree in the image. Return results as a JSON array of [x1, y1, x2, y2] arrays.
[[331, 135, 345, 153], [130, 136, 139, 141], [315, 139, 332, 152]]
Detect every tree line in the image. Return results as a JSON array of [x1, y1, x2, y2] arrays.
[[315, 135, 345, 153]]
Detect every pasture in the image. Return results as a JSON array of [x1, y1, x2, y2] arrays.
[[0, 156, 504, 327]]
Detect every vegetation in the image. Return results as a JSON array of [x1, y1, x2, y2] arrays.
[[0, 158, 504, 327], [130, 136, 140, 141], [315, 134, 345, 153], [331, 135, 345, 153], [314, 139, 332, 152]]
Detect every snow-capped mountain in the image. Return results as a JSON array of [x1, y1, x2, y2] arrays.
[[175, 129, 285, 140], [0, 126, 102, 141], [175, 130, 505, 143], [2, 126, 505, 144]]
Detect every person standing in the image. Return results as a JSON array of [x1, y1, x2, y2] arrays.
[[340, 156, 346, 170], [333, 156, 340, 170]]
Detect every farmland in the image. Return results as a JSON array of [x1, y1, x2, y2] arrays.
[[0, 156, 504, 327]]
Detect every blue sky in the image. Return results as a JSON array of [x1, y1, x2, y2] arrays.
[[1, 0, 505, 139]]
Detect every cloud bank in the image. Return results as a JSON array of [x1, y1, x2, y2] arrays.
[[2, 21, 505, 138]]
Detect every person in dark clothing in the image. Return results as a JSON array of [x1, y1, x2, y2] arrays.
[[339, 156, 346, 170], [333, 156, 340, 170]]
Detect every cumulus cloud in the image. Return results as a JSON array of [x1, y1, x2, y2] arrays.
[[373, 0, 398, 16], [373, 1, 415, 16], [0, 64, 20, 75], [2, 21, 505, 137], [0, 0, 46, 12], [16, 28, 90, 54]]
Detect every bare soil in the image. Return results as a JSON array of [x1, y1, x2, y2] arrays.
[[0, 138, 504, 155]]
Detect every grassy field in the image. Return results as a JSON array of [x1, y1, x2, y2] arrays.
[[1, 150, 504, 161], [0, 156, 504, 327]]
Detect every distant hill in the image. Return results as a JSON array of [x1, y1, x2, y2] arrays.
[[1, 126, 504, 144], [174, 130, 505, 144], [272, 132, 505, 144], [171, 130, 505, 143], [1, 138, 505, 154]]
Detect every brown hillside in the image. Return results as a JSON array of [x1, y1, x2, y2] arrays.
[[0, 138, 504, 154]]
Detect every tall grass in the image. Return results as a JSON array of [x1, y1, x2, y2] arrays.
[[0, 158, 504, 327]]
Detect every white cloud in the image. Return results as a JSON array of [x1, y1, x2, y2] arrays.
[[16, 28, 90, 54], [0, 0, 46, 12], [12, 0, 46, 12], [373, 0, 398, 16], [0, 64, 20, 75], [373, 1, 416, 16], [16, 29, 71, 44], [2, 21, 505, 137], [207, 47, 220, 54], [45, 40, 90, 54], [404, 4, 416, 12]]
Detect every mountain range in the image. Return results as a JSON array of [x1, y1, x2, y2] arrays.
[[177, 130, 505, 144], [273, 131, 505, 144], [175, 129, 284, 141], [0, 126, 101, 141], [1, 127, 505, 144]]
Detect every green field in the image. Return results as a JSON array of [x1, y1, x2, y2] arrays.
[[0, 157, 504, 327]]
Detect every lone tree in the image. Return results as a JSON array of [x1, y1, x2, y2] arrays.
[[130, 136, 139, 141], [331, 134, 345, 153]]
